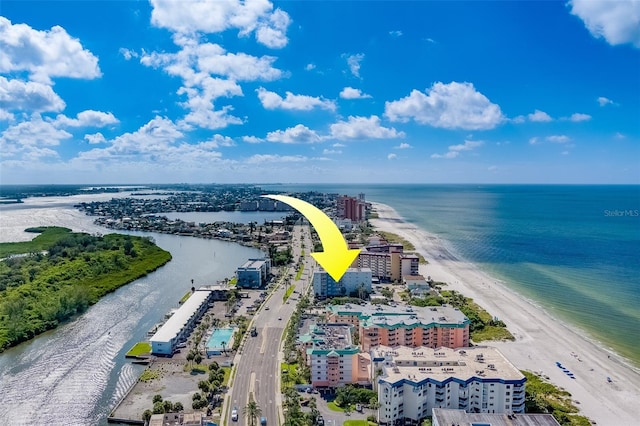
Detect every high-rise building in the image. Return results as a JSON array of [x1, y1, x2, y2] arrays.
[[337, 195, 366, 222], [312, 267, 372, 298]]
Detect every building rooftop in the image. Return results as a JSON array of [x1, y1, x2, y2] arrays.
[[239, 259, 267, 270], [373, 346, 525, 385], [328, 303, 468, 328], [301, 323, 359, 355], [432, 408, 561, 426], [150, 290, 211, 343]]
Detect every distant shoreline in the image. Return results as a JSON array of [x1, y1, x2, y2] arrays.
[[368, 201, 640, 425]]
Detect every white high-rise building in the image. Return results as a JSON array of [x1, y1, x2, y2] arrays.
[[312, 267, 372, 298], [372, 346, 526, 425]]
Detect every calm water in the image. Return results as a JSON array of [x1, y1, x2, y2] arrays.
[[161, 210, 289, 224], [267, 184, 640, 366], [0, 201, 263, 425]]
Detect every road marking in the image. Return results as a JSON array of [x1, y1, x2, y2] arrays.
[[249, 372, 256, 394], [260, 331, 268, 354]]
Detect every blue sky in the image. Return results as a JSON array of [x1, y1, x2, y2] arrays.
[[1, 0, 639, 184]]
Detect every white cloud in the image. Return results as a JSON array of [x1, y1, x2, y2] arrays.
[[384, 82, 504, 130], [344, 53, 365, 78], [528, 109, 553, 122], [202, 134, 236, 147], [597, 96, 615, 106], [84, 132, 106, 144], [569, 113, 591, 122], [197, 48, 283, 81], [323, 149, 342, 155], [389, 30, 403, 38], [395, 143, 412, 149], [546, 135, 571, 143], [0, 17, 101, 84], [615, 132, 625, 139], [339, 87, 372, 99], [511, 115, 526, 124], [242, 135, 264, 144], [561, 150, 570, 155], [387, 153, 397, 160], [0, 76, 65, 112], [0, 109, 14, 121], [0, 115, 71, 161], [329, 115, 404, 140], [246, 154, 307, 164], [305, 63, 316, 71], [431, 140, 484, 159], [569, 0, 640, 48], [54, 110, 119, 128], [529, 137, 539, 145], [488, 165, 498, 172], [119, 48, 139, 60], [332, 142, 346, 147], [149, 0, 291, 48], [266, 124, 322, 144], [256, 88, 336, 111]]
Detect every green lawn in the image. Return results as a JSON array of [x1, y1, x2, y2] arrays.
[[283, 284, 296, 302], [295, 263, 304, 280], [327, 401, 346, 412], [179, 291, 191, 304], [125, 342, 151, 357], [343, 421, 374, 426], [222, 366, 231, 386]]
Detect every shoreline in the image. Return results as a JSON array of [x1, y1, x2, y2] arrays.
[[369, 201, 640, 426]]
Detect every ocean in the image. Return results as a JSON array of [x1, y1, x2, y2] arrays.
[[265, 184, 640, 366]]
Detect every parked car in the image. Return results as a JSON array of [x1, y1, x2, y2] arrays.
[[260, 417, 267, 425], [231, 407, 238, 421]]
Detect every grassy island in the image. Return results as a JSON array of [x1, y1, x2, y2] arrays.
[[0, 227, 172, 352]]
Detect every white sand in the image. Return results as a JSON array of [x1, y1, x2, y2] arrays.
[[369, 202, 640, 426]]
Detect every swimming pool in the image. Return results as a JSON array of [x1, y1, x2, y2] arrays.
[[206, 327, 235, 355]]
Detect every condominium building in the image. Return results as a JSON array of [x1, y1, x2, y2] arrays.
[[337, 195, 366, 222], [326, 303, 470, 351], [298, 323, 371, 388], [236, 258, 271, 288], [373, 346, 526, 425], [354, 244, 418, 282], [151, 290, 213, 355], [312, 267, 372, 298]]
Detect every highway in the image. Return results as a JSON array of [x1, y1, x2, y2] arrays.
[[227, 223, 314, 426]]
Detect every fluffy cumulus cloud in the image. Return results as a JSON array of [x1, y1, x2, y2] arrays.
[[569, 113, 591, 122], [54, 110, 119, 128], [0, 76, 65, 112], [0, 115, 71, 160], [344, 53, 365, 78], [389, 30, 403, 38], [0, 17, 101, 84], [84, 132, 107, 144], [569, 0, 640, 48], [387, 153, 397, 160], [256, 87, 336, 111], [395, 143, 412, 149], [385, 82, 504, 130], [119, 48, 139, 61], [329, 115, 404, 140], [528, 109, 553, 122], [339, 87, 372, 99], [266, 124, 322, 144], [431, 140, 484, 159], [149, 0, 291, 48], [323, 148, 342, 155]]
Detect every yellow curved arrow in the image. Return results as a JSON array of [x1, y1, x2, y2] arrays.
[[263, 194, 360, 282]]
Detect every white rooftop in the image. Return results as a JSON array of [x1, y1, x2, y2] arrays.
[[151, 290, 211, 343]]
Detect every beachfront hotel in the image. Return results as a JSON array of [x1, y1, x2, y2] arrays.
[[312, 267, 373, 298], [431, 408, 561, 426], [354, 243, 419, 282], [373, 346, 526, 425], [150, 289, 213, 355], [298, 323, 371, 389], [236, 258, 271, 288], [326, 303, 470, 351]]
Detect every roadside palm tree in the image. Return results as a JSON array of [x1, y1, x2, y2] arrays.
[[221, 341, 226, 355], [243, 399, 262, 426]]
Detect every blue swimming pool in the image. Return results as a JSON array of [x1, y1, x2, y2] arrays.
[[207, 327, 234, 350]]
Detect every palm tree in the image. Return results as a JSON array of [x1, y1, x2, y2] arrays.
[[243, 398, 262, 426], [221, 341, 226, 355]]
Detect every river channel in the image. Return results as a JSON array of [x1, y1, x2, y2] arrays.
[[0, 198, 264, 425]]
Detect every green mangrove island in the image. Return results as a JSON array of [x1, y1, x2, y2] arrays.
[[0, 227, 172, 352]]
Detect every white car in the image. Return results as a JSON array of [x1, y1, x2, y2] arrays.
[[231, 407, 238, 421]]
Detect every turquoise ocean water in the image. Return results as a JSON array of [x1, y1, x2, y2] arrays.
[[267, 184, 640, 366]]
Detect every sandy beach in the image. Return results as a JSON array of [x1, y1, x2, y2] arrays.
[[369, 202, 640, 426]]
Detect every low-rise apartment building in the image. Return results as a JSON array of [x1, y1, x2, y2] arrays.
[[373, 346, 526, 425], [299, 323, 371, 388], [326, 303, 470, 351], [236, 258, 271, 288]]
